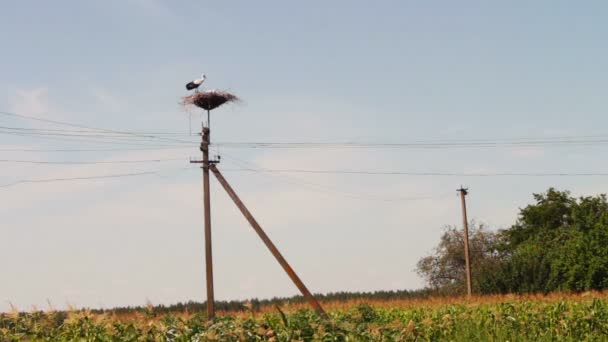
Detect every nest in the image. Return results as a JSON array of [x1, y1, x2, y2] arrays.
[[182, 90, 239, 111]]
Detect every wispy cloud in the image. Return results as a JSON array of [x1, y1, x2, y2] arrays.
[[9, 88, 50, 116], [90, 87, 122, 112], [126, 0, 174, 18], [510, 147, 545, 159]]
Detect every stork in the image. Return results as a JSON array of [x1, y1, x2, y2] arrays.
[[186, 73, 207, 92]]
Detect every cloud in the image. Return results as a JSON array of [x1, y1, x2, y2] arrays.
[[9, 88, 50, 116], [510, 147, 544, 159], [126, 0, 175, 18], [90, 87, 122, 112]]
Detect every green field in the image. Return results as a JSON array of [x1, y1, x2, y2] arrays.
[[2, 294, 608, 341]]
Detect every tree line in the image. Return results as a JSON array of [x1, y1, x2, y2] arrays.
[[417, 188, 608, 295], [92, 289, 439, 315], [80, 187, 608, 315]]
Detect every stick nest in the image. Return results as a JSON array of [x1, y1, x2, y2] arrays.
[[182, 90, 239, 111]]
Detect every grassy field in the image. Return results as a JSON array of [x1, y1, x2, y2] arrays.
[[2, 292, 608, 341]]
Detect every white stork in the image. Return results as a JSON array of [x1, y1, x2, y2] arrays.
[[186, 73, 207, 92]]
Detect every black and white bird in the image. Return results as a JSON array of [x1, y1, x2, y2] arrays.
[[186, 73, 207, 91]]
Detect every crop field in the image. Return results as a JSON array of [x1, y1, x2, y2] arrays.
[[2, 292, 608, 341]]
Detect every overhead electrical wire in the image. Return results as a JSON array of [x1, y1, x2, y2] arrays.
[[0, 166, 199, 189], [213, 139, 608, 149], [4, 109, 608, 179], [6, 110, 608, 148], [5, 110, 608, 150], [7, 129, 608, 150], [0, 147, 192, 152], [0, 158, 185, 165], [221, 168, 608, 177], [2, 107, 608, 199], [0, 128, 194, 141], [0, 171, 159, 189], [0, 111, 196, 145], [0, 125, 193, 136], [220, 153, 452, 202], [0, 129, 196, 146], [0, 131, 194, 147]]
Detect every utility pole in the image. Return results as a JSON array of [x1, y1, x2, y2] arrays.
[[457, 186, 473, 298], [185, 89, 326, 319], [191, 111, 218, 319]]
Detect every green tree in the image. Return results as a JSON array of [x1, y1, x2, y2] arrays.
[[416, 223, 503, 295], [419, 188, 608, 294], [501, 188, 608, 293]]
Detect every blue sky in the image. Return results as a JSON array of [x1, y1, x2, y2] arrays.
[[1, 0, 608, 311]]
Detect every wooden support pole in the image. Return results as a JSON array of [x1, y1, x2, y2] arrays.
[[458, 187, 473, 298], [202, 124, 215, 319], [210, 165, 328, 318]]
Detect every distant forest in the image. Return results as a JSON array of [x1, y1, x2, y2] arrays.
[[92, 288, 438, 315], [87, 188, 608, 315]]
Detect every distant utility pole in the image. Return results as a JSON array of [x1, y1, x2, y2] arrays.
[[457, 186, 473, 298]]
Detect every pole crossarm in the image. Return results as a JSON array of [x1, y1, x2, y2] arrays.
[[209, 164, 328, 318]]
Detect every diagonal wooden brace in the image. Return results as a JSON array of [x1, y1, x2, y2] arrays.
[[209, 164, 328, 318]]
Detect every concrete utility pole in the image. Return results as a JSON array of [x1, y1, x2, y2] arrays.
[[186, 89, 326, 319], [191, 113, 217, 319], [457, 186, 473, 298], [202, 123, 214, 319]]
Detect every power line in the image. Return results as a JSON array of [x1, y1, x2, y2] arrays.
[[0, 128, 195, 141], [6, 124, 608, 147], [220, 168, 608, 177], [0, 125, 193, 136], [0, 147, 192, 152], [0, 171, 159, 189], [0, 166, 198, 189], [220, 154, 452, 202], [0, 158, 185, 165], [0, 111, 195, 145], [7, 110, 608, 149], [0, 128, 195, 145], [6, 110, 608, 150], [0, 130, 193, 147], [213, 139, 608, 149]]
